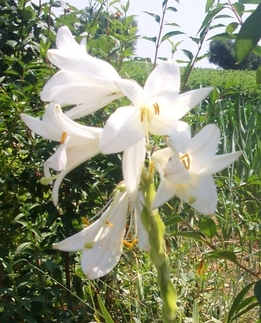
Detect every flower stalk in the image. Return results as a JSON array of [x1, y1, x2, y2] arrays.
[[140, 162, 177, 322]]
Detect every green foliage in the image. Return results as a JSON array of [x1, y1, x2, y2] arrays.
[[1, 0, 261, 322]]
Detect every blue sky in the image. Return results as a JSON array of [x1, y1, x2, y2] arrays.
[[45, 0, 255, 68]]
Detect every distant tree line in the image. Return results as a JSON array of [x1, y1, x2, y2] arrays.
[[208, 39, 261, 70]]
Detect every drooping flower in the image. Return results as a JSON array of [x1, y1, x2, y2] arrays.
[[152, 124, 242, 215], [41, 26, 123, 118], [53, 184, 150, 279], [21, 102, 101, 205], [99, 59, 213, 154]]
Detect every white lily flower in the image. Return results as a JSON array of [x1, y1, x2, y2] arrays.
[[100, 59, 213, 154], [21, 102, 101, 205], [152, 124, 242, 215], [53, 184, 150, 279], [41, 26, 123, 115]]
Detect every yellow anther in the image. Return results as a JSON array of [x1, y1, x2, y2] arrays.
[[84, 241, 94, 249], [123, 238, 138, 248], [106, 221, 114, 227], [180, 153, 190, 170], [82, 217, 90, 226], [61, 132, 67, 144], [153, 102, 160, 115], [149, 161, 154, 174], [140, 107, 146, 122]]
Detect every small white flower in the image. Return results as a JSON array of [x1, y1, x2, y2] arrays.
[[41, 26, 123, 117], [152, 124, 242, 215], [53, 185, 149, 279], [21, 102, 101, 205]]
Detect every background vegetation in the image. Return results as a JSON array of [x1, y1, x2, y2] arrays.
[[0, 0, 261, 322]]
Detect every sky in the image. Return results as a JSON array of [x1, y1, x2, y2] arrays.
[[44, 0, 255, 68]]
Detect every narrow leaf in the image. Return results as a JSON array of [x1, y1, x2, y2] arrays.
[[97, 295, 115, 323], [227, 282, 255, 322], [235, 3, 261, 63], [206, 250, 237, 263], [254, 279, 261, 304], [161, 31, 184, 43], [143, 11, 161, 24]]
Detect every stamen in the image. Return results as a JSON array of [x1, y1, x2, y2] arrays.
[[84, 241, 94, 249], [105, 221, 114, 227], [123, 238, 138, 248], [180, 153, 190, 170], [140, 107, 146, 122], [82, 217, 90, 226], [153, 102, 160, 115], [60, 132, 67, 144]]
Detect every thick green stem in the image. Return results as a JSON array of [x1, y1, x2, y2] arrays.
[[141, 165, 177, 322]]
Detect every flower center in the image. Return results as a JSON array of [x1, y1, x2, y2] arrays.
[[60, 132, 68, 144], [140, 102, 160, 123], [180, 153, 190, 170]]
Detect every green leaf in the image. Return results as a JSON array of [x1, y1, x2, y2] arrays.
[[143, 11, 161, 24], [161, 31, 184, 43], [256, 66, 261, 84], [97, 294, 115, 323], [233, 3, 245, 16], [254, 280, 261, 304], [142, 36, 157, 43], [227, 282, 255, 322], [206, 250, 237, 263], [205, 0, 215, 12], [226, 22, 239, 34], [235, 3, 261, 63], [173, 231, 205, 241], [198, 216, 217, 238], [167, 6, 177, 12], [239, 0, 261, 3]]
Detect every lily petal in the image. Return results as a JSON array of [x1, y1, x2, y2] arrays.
[[201, 151, 242, 174], [53, 190, 128, 279], [174, 87, 213, 119], [144, 59, 180, 97], [122, 138, 146, 201], [100, 106, 145, 154], [175, 174, 217, 215]]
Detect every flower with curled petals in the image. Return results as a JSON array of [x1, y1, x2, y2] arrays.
[[53, 184, 150, 279], [41, 26, 123, 118], [99, 59, 213, 155], [152, 124, 242, 215], [21, 102, 101, 205]]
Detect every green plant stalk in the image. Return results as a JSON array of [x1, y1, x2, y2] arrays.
[[140, 164, 177, 322]]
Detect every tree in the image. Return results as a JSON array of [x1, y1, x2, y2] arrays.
[[208, 39, 261, 70]]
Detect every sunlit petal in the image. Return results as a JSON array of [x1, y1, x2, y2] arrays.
[[144, 59, 180, 97], [122, 138, 146, 201], [174, 87, 213, 119], [100, 106, 145, 154]]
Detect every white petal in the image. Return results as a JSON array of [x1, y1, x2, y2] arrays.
[[152, 178, 177, 209], [58, 190, 128, 279], [189, 124, 220, 158], [152, 147, 173, 171], [175, 174, 217, 215], [52, 139, 100, 205], [100, 106, 145, 154], [167, 121, 191, 153], [201, 151, 242, 174], [41, 71, 119, 104], [144, 59, 180, 97], [164, 153, 191, 183], [174, 87, 213, 119], [44, 138, 69, 172], [115, 79, 144, 106], [55, 26, 81, 51], [122, 138, 146, 201], [65, 93, 123, 120]]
